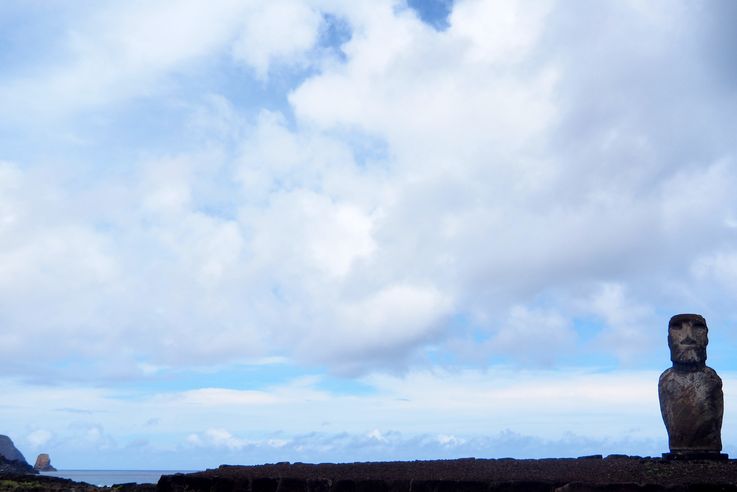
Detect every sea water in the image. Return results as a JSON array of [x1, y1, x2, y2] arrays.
[[40, 470, 196, 487]]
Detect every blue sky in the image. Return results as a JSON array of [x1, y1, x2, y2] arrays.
[[1, 0, 737, 470]]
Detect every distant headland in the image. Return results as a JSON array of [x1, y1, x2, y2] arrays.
[[0, 435, 35, 475]]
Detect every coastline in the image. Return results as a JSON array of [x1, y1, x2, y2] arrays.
[[39, 470, 196, 487]]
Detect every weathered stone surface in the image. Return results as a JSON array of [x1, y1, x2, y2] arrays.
[[658, 314, 725, 457], [154, 459, 737, 492], [33, 453, 57, 472]]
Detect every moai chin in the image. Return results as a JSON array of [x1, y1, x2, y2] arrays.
[[658, 314, 727, 460]]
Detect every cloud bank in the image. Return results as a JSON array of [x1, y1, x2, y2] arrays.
[[4, 367, 737, 468], [1, 0, 735, 381]]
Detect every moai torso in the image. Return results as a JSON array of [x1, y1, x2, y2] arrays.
[[658, 314, 726, 459], [659, 366, 723, 453]]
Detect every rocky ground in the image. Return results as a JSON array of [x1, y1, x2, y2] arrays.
[[0, 457, 35, 476], [0, 473, 155, 492], [5, 456, 737, 491]]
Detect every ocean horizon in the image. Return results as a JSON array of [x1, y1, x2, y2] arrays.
[[40, 469, 197, 487]]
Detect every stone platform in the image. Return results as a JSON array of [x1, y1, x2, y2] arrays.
[[156, 456, 737, 492], [662, 452, 729, 461]]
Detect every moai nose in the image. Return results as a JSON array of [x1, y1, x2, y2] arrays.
[[681, 336, 697, 345]]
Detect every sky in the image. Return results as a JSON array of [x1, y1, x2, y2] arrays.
[[1, 0, 737, 470]]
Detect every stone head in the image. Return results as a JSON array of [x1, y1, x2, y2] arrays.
[[668, 313, 708, 366]]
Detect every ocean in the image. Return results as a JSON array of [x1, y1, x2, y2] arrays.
[[39, 470, 196, 487]]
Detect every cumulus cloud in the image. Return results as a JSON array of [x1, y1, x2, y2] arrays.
[[231, 0, 323, 79], [70, 423, 118, 451], [184, 427, 662, 463], [0, 0, 736, 382], [586, 284, 657, 363], [488, 306, 576, 366], [25, 429, 53, 449], [195, 428, 250, 450], [0, 0, 327, 119], [174, 388, 278, 407]]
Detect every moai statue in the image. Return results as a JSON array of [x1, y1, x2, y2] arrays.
[[658, 314, 727, 460]]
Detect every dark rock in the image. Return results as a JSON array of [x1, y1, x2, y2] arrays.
[[0, 454, 35, 475], [0, 473, 103, 491], [253, 477, 279, 492], [279, 477, 311, 492], [331, 479, 358, 492], [156, 457, 737, 491], [0, 435, 35, 474], [307, 479, 332, 492], [554, 484, 676, 491], [33, 452, 57, 471], [0, 435, 28, 464], [658, 314, 725, 458], [112, 483, 156, 492]]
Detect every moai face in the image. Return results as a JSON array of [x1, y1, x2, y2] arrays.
[[668, 314, 708, 365]]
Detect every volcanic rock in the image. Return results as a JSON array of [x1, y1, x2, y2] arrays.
[[34, 453, 57, 471], [156, 458, 737, 491], [0, 435, 35, 474], [0, 435, 27, 463], [0, 455, 35, 475]]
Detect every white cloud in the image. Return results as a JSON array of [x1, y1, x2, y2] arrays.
[[437, 434, 465, 447], [244, 188, 376, 278], [0, 0, 326, 118], [585, 284, 657, 363], [290, 1, 558, 168], [449, 0, 553, 64], [174, 388, 278, 407], [693, 251, 737, 295], [367, 429, 388, 442], [324, 284, 453, 364], [26, 429, 53, 449], [67, 423, 118, 451], [185, 433, 202, 446], [201, 428, 250, 450], [1, 367, 717, 466], [185, 426, 639, 462], [489, 306, 576, 366], [231, 0, 323, 79], [1, 0, 737, 380], [0, 1, 237, 116]]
